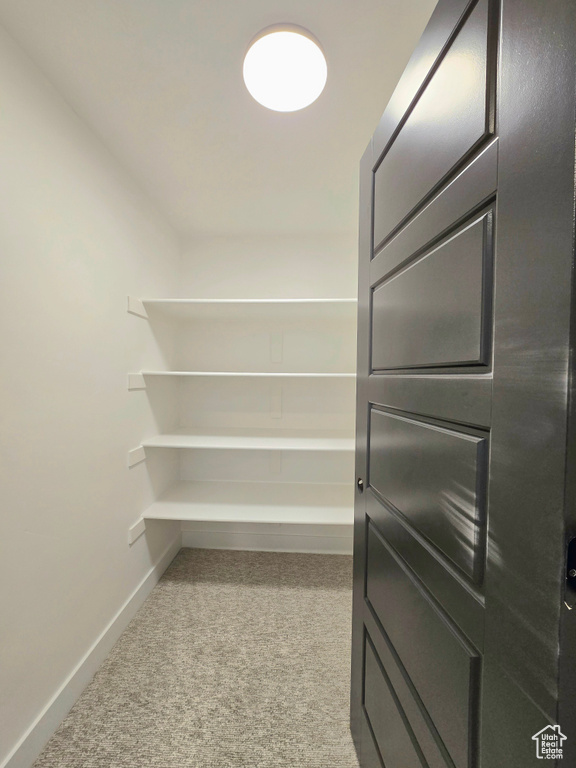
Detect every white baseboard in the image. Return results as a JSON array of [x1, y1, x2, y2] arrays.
[[1, 532, 182, 768], [181, 521, 353, 555]]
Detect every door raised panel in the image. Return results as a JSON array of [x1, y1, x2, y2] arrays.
[[373, 0, 491, 248], [366, 524, 480, 768], [364, 606, 454, 768], [363, 633, 425, 768], [369, 408, 488, 581], [366, 493, 484, 652], [370, 139, 497, 289], [371, 214, 490, 371]]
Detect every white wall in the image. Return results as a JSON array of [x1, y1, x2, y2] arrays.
[[0, 26, 182, 767], [177, 233, 358, 299]]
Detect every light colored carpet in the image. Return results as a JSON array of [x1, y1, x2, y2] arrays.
[[33, 548, 359, 767]]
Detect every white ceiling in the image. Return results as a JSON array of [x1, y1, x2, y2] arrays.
[[0, 0, 437, 237]]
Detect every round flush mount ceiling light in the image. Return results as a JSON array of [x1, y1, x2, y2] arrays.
[[243, 25, 327, 112]]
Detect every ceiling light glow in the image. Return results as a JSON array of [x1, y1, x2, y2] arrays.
[[243, 27, 327, 112]]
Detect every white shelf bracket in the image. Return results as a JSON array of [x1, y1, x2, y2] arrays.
[[127, 445, 146, 468], [269, 451, 283, 477], [270, 331, 283, 363], [127, 295, 148, 319], [128, 517, 146, 545], [270, 384, 282, 419], [128, 373, 146, 390]]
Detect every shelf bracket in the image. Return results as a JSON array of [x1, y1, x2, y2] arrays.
[[128, 373, 146, 390], [127, 445, 146, 468], [128, 517, 146, 545], [127, 296, 148, 319], [270, 332, 283, 363], [269, 451, 283, 476], [270, 384, 282, 419]]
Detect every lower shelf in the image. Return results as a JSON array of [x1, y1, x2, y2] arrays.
[[141, 428, 354, 452], [142, 481, 354, 525]]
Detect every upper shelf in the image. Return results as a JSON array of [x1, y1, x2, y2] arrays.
[[128, 296, 357, 321]]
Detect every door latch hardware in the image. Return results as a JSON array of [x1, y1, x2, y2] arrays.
[[357, 477, 364, 493], [566, 538, 576, 591]]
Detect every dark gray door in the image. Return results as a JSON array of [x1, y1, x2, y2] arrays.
[[351, 1, 576, 767]]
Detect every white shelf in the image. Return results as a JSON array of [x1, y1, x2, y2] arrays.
[[138, 297, 357, 321], [129, 292, 357, 533], [142, 481, 354, 525], [142, 298, 357, 305], [140, 370, 355, 379], [141, 427, 355, 452]]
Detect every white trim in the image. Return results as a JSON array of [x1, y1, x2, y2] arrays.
[[1, 533, 182, 768], [181, 521, 352, 555]]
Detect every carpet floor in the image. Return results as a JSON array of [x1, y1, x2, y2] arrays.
[[33, 548, 359, 767]]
